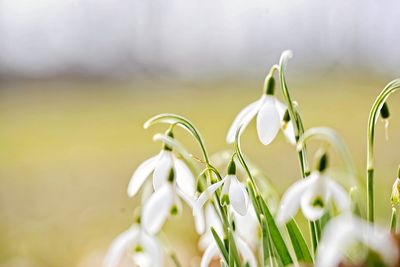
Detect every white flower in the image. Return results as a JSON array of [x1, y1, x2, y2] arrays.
[[141, 169, 202, 235], [127, 147, 195, 198], [233, 203, 260, 248], [276, 171, 350, 224], [195, 173, 249, 216], [316, 214, 399, 267], [103, 225, 163, 267], [200, 234, 257, 267], [226, 92, 295, 146]]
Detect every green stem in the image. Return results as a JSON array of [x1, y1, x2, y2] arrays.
[[390, 207, 397, 232], [366, 79, 400, 222], [278, 50, 318, 254]]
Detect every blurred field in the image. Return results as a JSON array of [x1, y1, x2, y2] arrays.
[[0, 74, 399, 267]]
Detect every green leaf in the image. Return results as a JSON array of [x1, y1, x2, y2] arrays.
[[228, 228, 241, 267], [211, 227, 229, 264], [261, 215, 273, 266], [257, 196, 293, 266], [286, 219, 313, 264]]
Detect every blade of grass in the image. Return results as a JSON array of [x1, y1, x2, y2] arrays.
[[211, 227, 229, 264], [257, 195, 293, 266], [286, 219, 313, 264]]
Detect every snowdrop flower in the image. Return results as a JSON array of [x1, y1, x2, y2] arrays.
[[104, 224, 163, 267], [141, 168, 201, 235], [226, 71, 296, 145], [391, 166, 400, 206], [128, 130, 195, 198], [277, 152, 350, 224], [201, 233, 257, 267], [233, 203, 260, 248], [198, 204, 223, 251], [195, 159, 249, 216], [316, 214, 399, 267], [198, 205, 257, 267]]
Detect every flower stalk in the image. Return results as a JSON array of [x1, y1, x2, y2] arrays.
[[366, 79, 400, 222]]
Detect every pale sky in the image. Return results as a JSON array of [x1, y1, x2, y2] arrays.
[[0, 0, 399, 78]]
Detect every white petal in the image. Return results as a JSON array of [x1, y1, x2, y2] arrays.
[[275, 100, 296, 145], [194, 179, 225, 216], [234, 203, 259, 247], [326, 179, 350, 212], [226, 98, 263, 144], [200, 242, 220, 267], [142, 185, 174, 234], [153, 151, 173, 190], [256, 96, 281, 145], [229, 175, 249, 216], [139, 231, 164, 267], [276, 174, 316, 225], [236, 236, 257, 267], [221, 175, 231, 197], [174, 158, 195, 197], [316, 215, 355, 267], [177, 189, 205, 234], [103, 226, 139, 267], [283, 121, 296, 145], [127, 155, 158, 197], [199, 204, 223, 251]]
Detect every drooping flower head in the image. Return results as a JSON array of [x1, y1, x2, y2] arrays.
[[226, 66, 296, 146], [103, 224, 163, 267], [277, 150, 350, 224], [127, 129, 196, 198], [315, 214, 399, 267], [391, 166, 400, 207], [195, 158, 249, 216]]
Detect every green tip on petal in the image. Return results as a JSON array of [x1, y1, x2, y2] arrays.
[[221, 194, 230, 206], [134, 245, 144, 253], [170, 205, 178, 215], [168, 168, 175, 183]]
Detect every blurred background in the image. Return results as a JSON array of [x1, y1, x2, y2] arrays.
[[1, 1, 400, 266]]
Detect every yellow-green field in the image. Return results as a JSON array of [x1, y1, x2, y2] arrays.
[[0, 75, 399, 267]]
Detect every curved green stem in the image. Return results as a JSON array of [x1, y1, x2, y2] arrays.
[[145, 113, 210, 164], [278, 50, 318, 253], [366, 79, 400, 222]]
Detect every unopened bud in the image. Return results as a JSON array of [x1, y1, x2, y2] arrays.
[[391, 179, 400, 207]]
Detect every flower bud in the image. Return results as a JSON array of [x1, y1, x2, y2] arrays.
[[391, 166, 400, 207]]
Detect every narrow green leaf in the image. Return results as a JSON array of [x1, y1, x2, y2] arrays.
[[228, 228, 241, 267], [286, 219, 313, 264], [390, 207, 397, 232], [257, 196, 293, 266], [261, 215, 273, 266], [211, 227, 229, 264]]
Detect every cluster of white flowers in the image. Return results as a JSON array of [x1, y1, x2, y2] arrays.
[[104, 51, 400, 267]]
